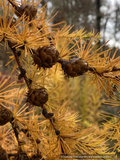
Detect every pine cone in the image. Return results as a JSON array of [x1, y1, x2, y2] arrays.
[[26, 88, 48, 106], [33, 46, 59, 69], [0, 146, 7, 160], [8, 0, 37, 20], [16, 4, 37, 20], [0, 105, 12, 126], [59, 58, 88, 77]]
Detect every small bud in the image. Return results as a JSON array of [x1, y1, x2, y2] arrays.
[[17, 50, 21, 56], [26, 132, 31, 137], [21, 128, 28, 134], [55, 129, 60, 135], [29, 79, 32, 84], [18, 68, 26, 80], [42, 107, 54, 119], [36, 138, 41, 144]]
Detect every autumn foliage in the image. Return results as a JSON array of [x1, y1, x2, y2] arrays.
[[0, 0, 119, 159]]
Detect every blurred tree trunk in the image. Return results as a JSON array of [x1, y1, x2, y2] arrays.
[[96, 0, 101, 48], [96, 0, 101, 33], [47, 0, 96, 32]]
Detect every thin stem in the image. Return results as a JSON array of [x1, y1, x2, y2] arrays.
[[8, 40, 31, 89], [42, 105, 60, 135], [10, 119, 19, 141], [89, 66, 120, 75], [49, 117, 60, 135]]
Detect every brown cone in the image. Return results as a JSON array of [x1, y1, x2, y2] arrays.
[[59, 58, 88, 77], [8, 0, 37, 20], [33, 46, 59, 69], [26, 88, 48, 106], [0, 105, 12, 126], [16, 4, 37, 20]]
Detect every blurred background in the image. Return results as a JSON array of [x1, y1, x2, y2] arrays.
[[40, 0, 120, 48]]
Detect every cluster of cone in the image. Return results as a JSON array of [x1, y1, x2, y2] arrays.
[[32, 45, 89, 78], [7, 0, 89, 78], [58, 58, 89, 77], [2, 0, 91, 116], [28, 46, 89, 109]]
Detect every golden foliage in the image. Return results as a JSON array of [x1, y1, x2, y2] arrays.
[[0, 0, 120, 159]]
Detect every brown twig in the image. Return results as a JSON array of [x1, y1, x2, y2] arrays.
[[8, 40, 32, 89], [10, 118, 19, 142], [88, 66, 120, 79], [89, 66, 120, 74], [41, 105, 60, 135], [49, 117, 60, 135]]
